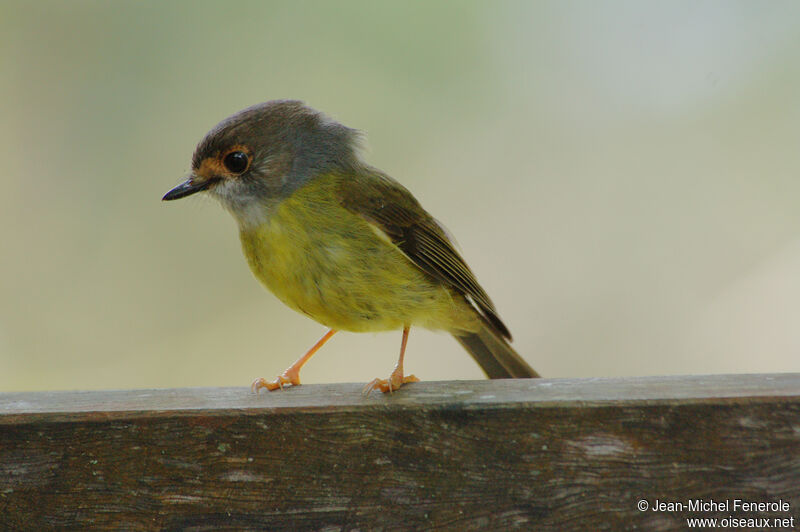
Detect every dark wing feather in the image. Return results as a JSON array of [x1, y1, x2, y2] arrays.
[[336, 168, 512, 340]]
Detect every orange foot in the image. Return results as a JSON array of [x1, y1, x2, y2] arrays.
[[362, 370, 420, 396], [251, 369, 300, 393]]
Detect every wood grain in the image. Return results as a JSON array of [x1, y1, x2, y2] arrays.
[[1, 374, 799, 530]]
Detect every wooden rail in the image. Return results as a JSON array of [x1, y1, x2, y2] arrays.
[[1, 374, 799, 530]]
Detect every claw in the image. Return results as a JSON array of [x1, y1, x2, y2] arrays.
[[251, 372, 299, 394], [362, 373, 419, 396]]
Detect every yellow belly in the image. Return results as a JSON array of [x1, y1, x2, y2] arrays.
[[238, 176, 478, 333]]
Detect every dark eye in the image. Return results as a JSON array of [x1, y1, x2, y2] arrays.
[[223, 151, 249, 174]]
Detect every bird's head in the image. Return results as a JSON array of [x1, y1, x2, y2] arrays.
[[163, 100, 360, 227]]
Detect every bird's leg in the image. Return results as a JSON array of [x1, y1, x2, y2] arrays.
[[252, 329, 338, 393], [363, 326, 420, 395]]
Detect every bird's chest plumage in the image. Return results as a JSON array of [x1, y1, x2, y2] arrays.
[[237, 178, 456, 332]]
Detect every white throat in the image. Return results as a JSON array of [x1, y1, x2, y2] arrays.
[[211, 180, 275, 230]]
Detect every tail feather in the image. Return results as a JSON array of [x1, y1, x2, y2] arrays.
[[454, 324, 540, 379]]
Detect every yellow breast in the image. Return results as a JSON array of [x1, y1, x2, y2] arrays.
[[238, 175, 477, 333]]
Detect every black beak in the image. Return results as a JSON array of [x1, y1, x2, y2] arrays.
[[162, 177, 214, 201]]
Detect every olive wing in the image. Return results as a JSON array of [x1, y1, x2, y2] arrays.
[[337, 169, 511, 340]]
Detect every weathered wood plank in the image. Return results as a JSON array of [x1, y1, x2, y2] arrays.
[[1, 374, 799, 530]]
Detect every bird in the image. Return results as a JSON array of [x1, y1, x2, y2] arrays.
[[163, 100, 539, 394]]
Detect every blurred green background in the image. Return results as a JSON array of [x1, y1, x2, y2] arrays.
[[2, 1, 799, 392]]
